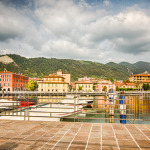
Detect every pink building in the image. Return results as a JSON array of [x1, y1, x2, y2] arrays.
[[97, 80, 115, 92]]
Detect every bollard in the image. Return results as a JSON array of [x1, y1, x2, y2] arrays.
[[119, 92, 126, 124]]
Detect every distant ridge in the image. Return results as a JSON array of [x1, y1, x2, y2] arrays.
[[0, 54, 149, 81]]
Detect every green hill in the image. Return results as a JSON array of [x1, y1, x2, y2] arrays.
[[0, 54, 149, 81]]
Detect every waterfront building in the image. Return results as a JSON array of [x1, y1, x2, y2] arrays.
[[56, 70, 71, 85], [115, 82, 136, 89], [0, 69, 29, 91], [97, 79, 115, 92], [129, 73, 150, 83], [37, 74, 69, 92], [75, 81, 93, 92]]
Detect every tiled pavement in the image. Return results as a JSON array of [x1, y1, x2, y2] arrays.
[[0, 120, 149, 150]]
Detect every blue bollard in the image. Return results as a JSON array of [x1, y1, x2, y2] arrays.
[[119, 93, 126, 123], [120, 115, 126, 124]]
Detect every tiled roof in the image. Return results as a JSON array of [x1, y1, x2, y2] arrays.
[[75, 81, 93, 84], [115, 82, 123, 85], [141, 80, 150, 83], [129, 74, 150, 77], [125, 83, 136, 86], [0, 71, 13, 73], [43, 74, 65, 78]]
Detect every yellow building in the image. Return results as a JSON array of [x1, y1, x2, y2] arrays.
[[56, 70, 71, 85], [129, 74, 150, 83], [38, 74, 69, 92], [75, 81, 93, 92]]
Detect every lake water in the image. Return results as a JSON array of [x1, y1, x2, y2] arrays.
[[1, 94, 150, 124]]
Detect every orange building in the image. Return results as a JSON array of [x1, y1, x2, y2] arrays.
[[0, 69, 29, 91], [115, 82, 136, 89], [129, 73, 150, 83]]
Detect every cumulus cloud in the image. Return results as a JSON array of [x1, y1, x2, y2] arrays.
[[0, 0, 150, 63]]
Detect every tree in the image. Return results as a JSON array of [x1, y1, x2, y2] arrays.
[[142, 83, 150, 91], [26, 80, 38, 91], [78, 86, 82, 91], [102, 86, 107, 92], [116, 86, 119, 91]]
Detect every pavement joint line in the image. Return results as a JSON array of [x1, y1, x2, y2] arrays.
[[146, 125, 150, 131], [66, 123, 83, 150], [9, 122, 48, 148], [8, 122, 50, 149], [39, 122, 75, 150], [101, 124, 102, 150], [25, 122, 61, 149], [0, 120, 36, 142], [111, 124, 120, 150], [0, 120, 19, 138], [124, 125, 142, 150], [51, 123, 76, 150], [85, 123, 93, 150], [135, 125, 150, 140]]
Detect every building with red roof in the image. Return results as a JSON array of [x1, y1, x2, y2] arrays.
[[129, 73, 150, 83], [0, 69, 29, 91]]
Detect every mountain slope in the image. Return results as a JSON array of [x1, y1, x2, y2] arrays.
[[134, 61, 150, 73], [0, 54, 149, 81]]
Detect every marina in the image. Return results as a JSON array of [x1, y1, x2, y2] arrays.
[[0, 92, 149, 124]]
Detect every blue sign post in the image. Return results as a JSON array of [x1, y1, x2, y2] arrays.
[[119, 92, 126, 124]]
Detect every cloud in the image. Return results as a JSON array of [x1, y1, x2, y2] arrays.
[[103, 0, 111, 7], [0, 0, 150, 63]]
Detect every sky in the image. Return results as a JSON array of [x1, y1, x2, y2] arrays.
[[0, 0, 150, 64]]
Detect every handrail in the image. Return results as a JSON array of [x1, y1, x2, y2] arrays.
[[0, 93, 149, 124]]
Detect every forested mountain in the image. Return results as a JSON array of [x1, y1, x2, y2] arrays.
[[0, 54, 149, 81]]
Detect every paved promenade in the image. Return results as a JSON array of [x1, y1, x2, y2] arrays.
[[0, 120, 149, 150]]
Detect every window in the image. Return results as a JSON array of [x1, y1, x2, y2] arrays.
[[0, 75, 2, 77], [4, 83, 5, 86], [3, 79, 6, 81], [8, 83, 10, 86], [0, 79, 1, 81]]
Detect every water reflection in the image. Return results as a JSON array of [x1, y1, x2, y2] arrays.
[[0, 94, 149, 124]]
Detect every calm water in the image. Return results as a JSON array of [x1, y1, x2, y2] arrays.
[[1, 94, 150, 124]]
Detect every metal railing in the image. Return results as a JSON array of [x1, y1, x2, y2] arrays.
[[0, 92, 150, 124]]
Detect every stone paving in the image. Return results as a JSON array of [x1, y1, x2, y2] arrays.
[[0, 120, 149, 150]]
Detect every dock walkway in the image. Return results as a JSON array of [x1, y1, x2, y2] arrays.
[[0, 120, 149, 150]]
